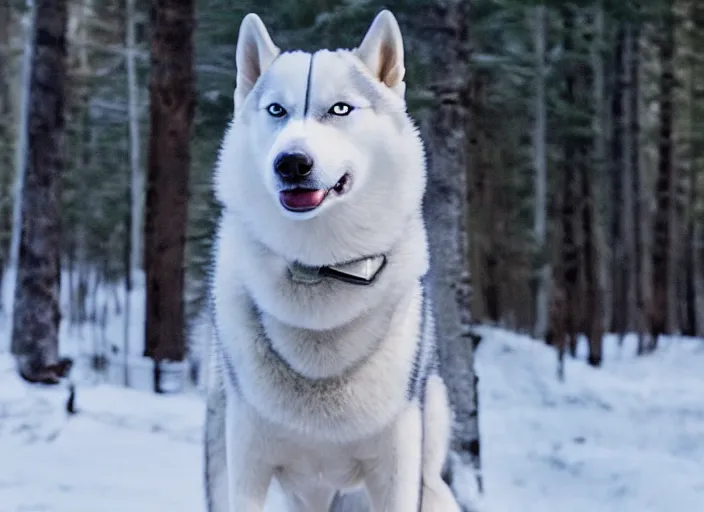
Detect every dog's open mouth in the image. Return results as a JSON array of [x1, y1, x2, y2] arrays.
[[279, 174, 351, 212]]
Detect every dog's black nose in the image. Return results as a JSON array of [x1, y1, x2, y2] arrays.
[[274, 152, 313, 182]]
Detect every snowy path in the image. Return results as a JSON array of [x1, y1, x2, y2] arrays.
[[1, 328, 703, 511]]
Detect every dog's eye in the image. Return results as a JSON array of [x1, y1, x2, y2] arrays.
[[267, 103, 287, 118], [329, 102, 354, 116]]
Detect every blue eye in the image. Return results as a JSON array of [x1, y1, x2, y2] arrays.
[[267, 103, 287, 117], [329, 102, 354, 116]]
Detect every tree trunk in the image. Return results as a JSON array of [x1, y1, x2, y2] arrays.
[[8, 0, 35, 322], [11, 0, 70, 384], [581, 119, 603, 368], [554, 4, 580, 379], [683, 217, 696, 335], [581, 3, 604, 367], [692, 1, 704, 337], [127, 0, 143, 282], [467, 73, 498, 324], [679, 0, 697, 337], [419, 0, 482, 504], [626, 20, 647, 355], [650, 0, 676, 350], [144, 0, 196, 376], [610, 24, 626, 338], [123, 0, 142, 388], [533, 4, 550, 341], [123, 182, 132, 387], [622, 20, 637, 340], [0, 0, 13, 312]]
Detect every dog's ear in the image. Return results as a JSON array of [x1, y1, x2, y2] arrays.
[[354, 10, 406, 97], [235, 13, 280, 110]]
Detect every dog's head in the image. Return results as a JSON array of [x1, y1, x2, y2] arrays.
[[216, 10, 426, 266]]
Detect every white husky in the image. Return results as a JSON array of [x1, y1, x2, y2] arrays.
[[204, 9, 460, 512]]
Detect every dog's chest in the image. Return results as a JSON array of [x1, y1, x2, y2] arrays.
[[217, 281, 423, 441], [271, 435, 381, 490]]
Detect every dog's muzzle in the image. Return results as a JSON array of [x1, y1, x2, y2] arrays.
[[274, 152, 352, 213]]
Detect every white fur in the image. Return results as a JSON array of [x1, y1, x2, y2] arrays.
[[422, 376, 462, 512], [205, 9, 459, 511]]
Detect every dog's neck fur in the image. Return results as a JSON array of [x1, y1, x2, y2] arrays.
[[257, 287, 408, 379], [215, 211, 428, 379]]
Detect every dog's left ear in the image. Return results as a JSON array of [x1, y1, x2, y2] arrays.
[[354, 10, 406, 97]]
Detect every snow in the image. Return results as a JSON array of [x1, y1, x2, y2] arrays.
[[2, 272, 704, 511], [1, 268, 187, 392], [0, 358, 204, 511], [477, 327, 704, 512]]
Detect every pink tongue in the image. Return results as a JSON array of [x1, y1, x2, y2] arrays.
[[280, 189, 326, 211]]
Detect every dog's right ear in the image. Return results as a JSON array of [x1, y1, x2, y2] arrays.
[[235, 13, 280, 110]]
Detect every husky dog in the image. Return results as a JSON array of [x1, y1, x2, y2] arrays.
[[204, 9, 460, 512]]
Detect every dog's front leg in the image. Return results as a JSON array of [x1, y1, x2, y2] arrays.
[[364, 403, 423, 511], [225, 407, 273, 511], [419, 376, 461, 512]]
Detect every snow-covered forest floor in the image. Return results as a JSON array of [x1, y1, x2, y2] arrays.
[[1, 276, 703, 511], [476, 327, 704, 512]]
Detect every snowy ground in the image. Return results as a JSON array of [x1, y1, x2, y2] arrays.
[[477, 328, 704, 512], [0, 356, 205, 511], [1, 292, 704, 511]]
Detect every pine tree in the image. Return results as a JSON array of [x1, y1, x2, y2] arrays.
[[649, 0, 676, 350], [415, 0, 483, 500], [554, 3, 580, 380], [610, 22, 627, 338], [623, 16, 646, 351], [144, 0, 196, 392], [11, 0, 72, 384], [0, 0, 13, 311], [533, 3, 550, 340]]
